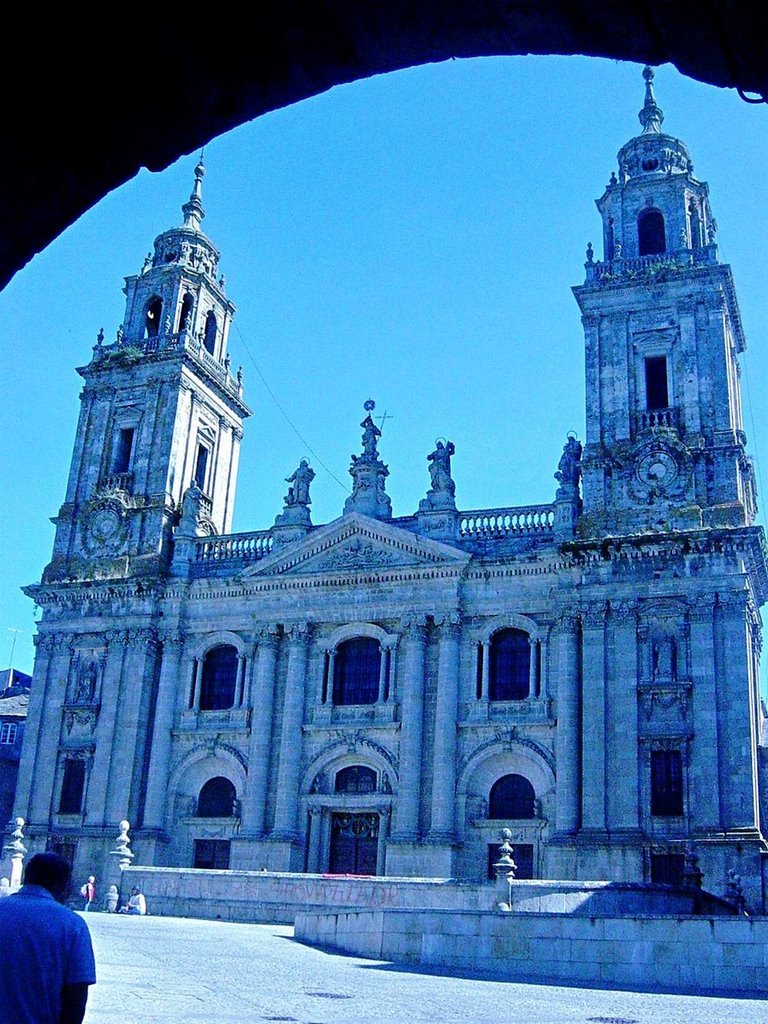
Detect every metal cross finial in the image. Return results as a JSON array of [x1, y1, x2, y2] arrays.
[[378, 410, 393, 430]]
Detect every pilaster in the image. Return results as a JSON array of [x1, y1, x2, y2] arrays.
[[555, 613, 581, 835], [143, 633, 184, 830], [390, 615, 427, 842], [271, 623, 312, 841], [428, 613, 461, 841], [242, 627, 279, 836]]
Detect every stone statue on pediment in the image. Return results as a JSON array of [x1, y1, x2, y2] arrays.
[[555, 434, 582, 489], [344, 400, 392, 520], [418, 439, 457, 514], [284, 459, 315, 507]]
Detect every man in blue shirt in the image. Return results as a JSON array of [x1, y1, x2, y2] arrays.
[[0, 852, 97, 1024]]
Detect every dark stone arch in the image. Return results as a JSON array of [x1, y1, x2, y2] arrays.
[[3, 6, 765, 290]]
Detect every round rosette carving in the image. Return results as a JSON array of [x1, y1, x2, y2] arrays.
[[83, 496, 128, 553]]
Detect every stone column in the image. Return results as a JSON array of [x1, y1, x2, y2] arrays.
[[85, 631, 128, 826], [377, 643, 388, 703], [607, 602, 639, 831], [555, 613, 581, 834], [142, 634, 184, 831], [191, 657, 202, 711], [236, 653, 247, 707], [539, 629, 551, 700], [391, 617, 427, 840], [528, 637, 539, 699], [324, 649, 336, 705], [242, 628, 279, 836], [271, 624, 311, 840], [428, 613, 461, 839], [307, 807, 323, 872], [717, 592, 758, 830], [581, 602, 607, 831]]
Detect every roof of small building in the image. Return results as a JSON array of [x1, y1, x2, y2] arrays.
[[0, 692, 30, 718]]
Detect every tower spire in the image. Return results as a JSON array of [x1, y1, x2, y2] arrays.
[[181, 154, 206, 230], [638, 65, 664, 134]]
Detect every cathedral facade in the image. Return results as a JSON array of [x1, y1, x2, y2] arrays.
[[16, 69, 768, 908]]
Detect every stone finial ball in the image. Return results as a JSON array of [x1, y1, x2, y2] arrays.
[[119, 819, 130, 831], [14, 817, 24, 827]]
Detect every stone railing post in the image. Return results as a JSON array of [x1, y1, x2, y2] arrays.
[[107, 819, 134, 900], [4, 818, 27, 892]]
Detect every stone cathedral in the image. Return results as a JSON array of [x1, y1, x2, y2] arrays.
[[16, 69, 768, 909]]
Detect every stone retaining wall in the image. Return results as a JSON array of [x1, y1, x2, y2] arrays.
[[121, 867, 490, 922], [294, 908, 768, 995]]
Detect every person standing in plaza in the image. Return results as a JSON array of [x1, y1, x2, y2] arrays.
[[80, 874, 95, 911], [0, 852, 97, 1024]]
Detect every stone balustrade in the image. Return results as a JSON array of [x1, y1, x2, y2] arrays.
[[93, 329, 243, 398], [193, 530, 273, 564], [97, 471, 134, 493], [585, 243, 718, 284], [636, 406, 679, 431], [459, 505, 554, 540]]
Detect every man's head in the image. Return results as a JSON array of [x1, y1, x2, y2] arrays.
[[130, 887, 140, 895], [23, 853, 72, 903], [88, 876, 95, 884]]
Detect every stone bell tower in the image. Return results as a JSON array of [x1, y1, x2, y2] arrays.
[[573, 67, 757, 538], [44, 160, 251, 582]]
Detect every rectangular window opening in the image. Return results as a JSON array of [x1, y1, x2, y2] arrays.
[[644, 356, 669, 410], [58, 759, 86, 815], [113, 427, 134, 474], [194, 444, 210, 492], [650, 749, 684, 816]]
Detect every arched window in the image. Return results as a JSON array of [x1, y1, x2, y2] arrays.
[[335, 765, 377, 794], [332, 637, 380, 706], [203, 310, 217, 354], [488, 629, 530, 701], [197, 776, 236, 817], [144, 297, 163, 337], [199, 645, 238, 711], [638, 208, 666, 256], [178, 293, 194, 332], [489, 774, 536, 819]]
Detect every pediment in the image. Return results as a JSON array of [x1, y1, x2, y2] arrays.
[[240, 512, 470, 579]]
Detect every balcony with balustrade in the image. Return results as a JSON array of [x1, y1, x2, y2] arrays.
[[180, 501, 556, 579], [90, 326, 245, 405], [584, 242, 718, 286]]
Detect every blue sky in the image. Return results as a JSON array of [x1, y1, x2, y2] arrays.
[[1, 55, 766, 682]]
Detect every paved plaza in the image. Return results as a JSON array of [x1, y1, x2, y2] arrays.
[[80, 913, 766, 1024]]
